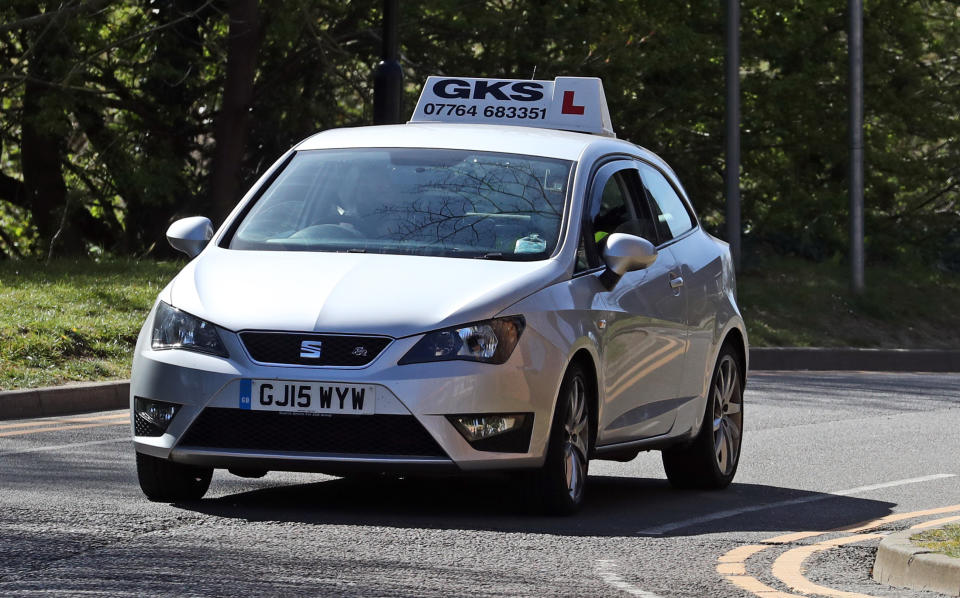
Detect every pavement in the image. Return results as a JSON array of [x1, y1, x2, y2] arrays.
[[0, 381, 130, 420], [874, 524, 960, 596], [750, 347, 960, 372]]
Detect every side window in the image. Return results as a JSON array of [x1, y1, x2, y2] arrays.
[[577, 166, 658, 271], [592, 174, 634, 245], [638, 164, 693, 240]]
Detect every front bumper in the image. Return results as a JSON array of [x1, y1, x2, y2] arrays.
[[130, 311, 563, 473]]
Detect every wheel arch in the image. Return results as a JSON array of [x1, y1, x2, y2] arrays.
[[721, 326, 748, 391]]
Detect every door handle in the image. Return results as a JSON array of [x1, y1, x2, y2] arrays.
[[669, 275, 684, 289]]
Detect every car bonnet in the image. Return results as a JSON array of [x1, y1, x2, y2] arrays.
[[166, 246, 567, 338]]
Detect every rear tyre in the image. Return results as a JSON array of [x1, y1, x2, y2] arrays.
[[136, 452, 213, 502], [662, 345, 743, 490], [531, 363, 591, 515]]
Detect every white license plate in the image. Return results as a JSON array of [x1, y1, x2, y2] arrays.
[[238, 379, 375, 415]]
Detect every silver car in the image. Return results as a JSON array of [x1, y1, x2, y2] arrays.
[[131, 80, 747, 514]]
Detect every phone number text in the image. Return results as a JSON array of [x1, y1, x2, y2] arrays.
[[422, 103, 547, 120]]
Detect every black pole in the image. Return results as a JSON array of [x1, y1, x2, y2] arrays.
[[849, 0, 864, 293], [725, 0, 741, 272], [373, 0, 402, 125]]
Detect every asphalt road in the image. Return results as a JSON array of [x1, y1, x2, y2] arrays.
[[2, 371, 960, 597]]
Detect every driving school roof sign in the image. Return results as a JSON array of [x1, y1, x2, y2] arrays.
[[410, 76, 615, 137]]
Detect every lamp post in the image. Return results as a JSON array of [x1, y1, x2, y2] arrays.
[[725, 0, 742, 272], [849, 0, 865, 293], [373, 0, 402, 125]]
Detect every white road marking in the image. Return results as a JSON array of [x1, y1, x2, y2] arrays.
[[830, 474, 956, 496], [0, 437, 130, 457], [639, 473, 956, 535], [596, 560, 664, 598]]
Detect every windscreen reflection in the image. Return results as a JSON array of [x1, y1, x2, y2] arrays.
[[230, 148, 572, 260]]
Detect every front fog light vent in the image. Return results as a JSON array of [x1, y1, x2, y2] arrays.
[[134, 397, 181, 437], [448, 413, 533, 453]]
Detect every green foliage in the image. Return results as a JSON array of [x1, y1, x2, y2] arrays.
[[0, 201, 36, 256], [0, 1, 956, 267], [738, 0, 960, 264]]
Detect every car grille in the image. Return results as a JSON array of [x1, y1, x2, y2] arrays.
[[239, 332, 391, 367], [178, 408, 447, 457]]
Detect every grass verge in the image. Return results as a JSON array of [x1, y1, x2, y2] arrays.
[[0, 256, 958, 390], [0, 259, 182, 390], [912, 524, 960, 559], [738, 256, 960, 348]]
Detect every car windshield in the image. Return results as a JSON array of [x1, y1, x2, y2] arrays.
[[228, 148, 572, 260]]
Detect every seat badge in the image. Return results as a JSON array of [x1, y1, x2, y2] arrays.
[[299, 340, 323, 359], [351, 346, 368, 358]]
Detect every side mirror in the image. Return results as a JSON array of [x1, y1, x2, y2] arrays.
[[166, 217, 213, 258], [600, 233, 658, 286]]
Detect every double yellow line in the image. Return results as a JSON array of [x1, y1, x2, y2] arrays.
[[718, 503, 960, 598], [0, 412, 129, 438]]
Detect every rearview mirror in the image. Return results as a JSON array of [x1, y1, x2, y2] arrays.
[[601, 233, 658, 282], [166, 216, 213, 258]]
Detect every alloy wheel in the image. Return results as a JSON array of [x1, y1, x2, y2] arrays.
[[562, 375, 589, 502], [712, 355, 743, 475]]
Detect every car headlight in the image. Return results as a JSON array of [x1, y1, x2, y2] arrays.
[[151, 301, 228, 357], [398, 316, 525, 365]]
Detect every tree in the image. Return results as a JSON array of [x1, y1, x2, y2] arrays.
[[0, 0, 955, 268], [209, 0, 261, 224]]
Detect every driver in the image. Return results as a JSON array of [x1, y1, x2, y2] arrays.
[[330, 156, 395, 238]]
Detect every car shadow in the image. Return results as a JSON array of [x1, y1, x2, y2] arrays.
[[176, 473, 896, 538]]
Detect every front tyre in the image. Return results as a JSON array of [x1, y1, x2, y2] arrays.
[[532, 363, 591, 515], [136, 452, 213, 502], [662, 346, 744, 489]]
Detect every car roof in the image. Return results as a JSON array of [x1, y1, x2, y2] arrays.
[[295, 123, 627, 162]]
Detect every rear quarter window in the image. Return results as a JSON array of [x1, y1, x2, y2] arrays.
[[638, 164, 694, 240]]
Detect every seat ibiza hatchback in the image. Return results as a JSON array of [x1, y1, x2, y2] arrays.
[[131, 76, 747, 513]]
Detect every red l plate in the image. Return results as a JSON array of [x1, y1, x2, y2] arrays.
[[561, 90, 585, 115]]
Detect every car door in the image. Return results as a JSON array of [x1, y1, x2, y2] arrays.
[[637, 161, 717, 404], [579, 160, 689, 446]]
